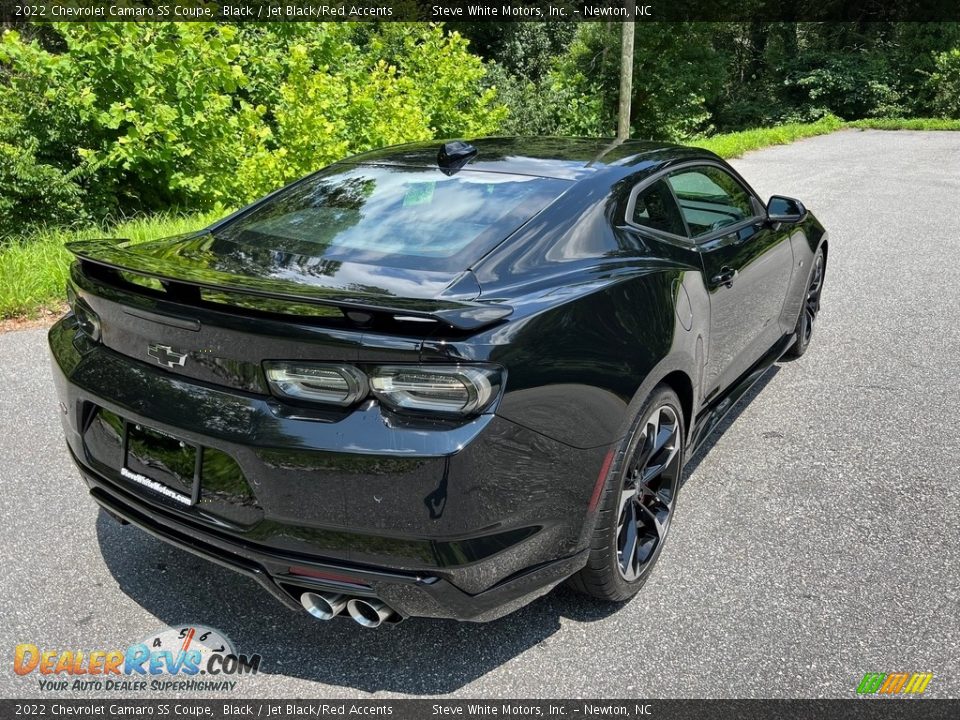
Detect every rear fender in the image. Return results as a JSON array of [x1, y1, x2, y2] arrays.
[[425, 268, 705, 451]]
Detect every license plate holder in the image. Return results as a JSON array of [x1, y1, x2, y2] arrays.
[[120, 421, 200, 507]]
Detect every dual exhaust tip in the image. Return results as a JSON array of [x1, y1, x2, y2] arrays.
[[300, 591, 396, 628]]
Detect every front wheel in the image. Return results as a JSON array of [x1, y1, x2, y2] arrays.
[[785, 247, 825, 359], [568, 385, 684, 602]]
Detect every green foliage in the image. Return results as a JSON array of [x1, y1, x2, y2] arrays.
[[714, 23, 960, 124], [783, 52, 905, 121], [486, 22, 960, 140], [378, 25, 505, 137], [543, 23, 723, 139], [453, 22, 577, 81], [4, 20, 960, 246], [0, 24, 254, 214], [233, 24, 504, 197], [887, 23, 960, 114], [490, 23, 723, 140], [846, 116, 960, 130], [459, 23, 583, 137], [626, 23, 724, 138], [694, 115, 844, 158], [0, 22, 504, 229], [0, 210, 223, 319], [0, 107, 86, 234], [929, 49, 960, 118], [486, 61, 606, 137]]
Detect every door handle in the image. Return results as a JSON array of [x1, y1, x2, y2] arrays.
[[711, 267, 737, 288]]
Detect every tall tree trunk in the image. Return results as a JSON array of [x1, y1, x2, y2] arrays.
[[747, 22, 769, 82], [618, 19, 635, 139]]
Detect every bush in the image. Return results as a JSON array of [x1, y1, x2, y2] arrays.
[[0, 112, 86, 238], [0, 25, 255, 214], [782, 52, 905, 121], [234, 24, 505, 197], [485, 62, 606, 137], [929, 48, 960, 118], [540, 23, 723, 140], [0, 23, 505, 232]]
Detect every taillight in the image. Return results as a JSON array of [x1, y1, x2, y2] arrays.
[[264, 363, 368, 406], [262, 362, 503, 417], [369, 365, 502, 416], [67, 286, 101, 342]]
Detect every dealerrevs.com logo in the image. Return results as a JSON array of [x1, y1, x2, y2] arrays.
[[14, 625, 261, 693], [856, 672, 933, 696]]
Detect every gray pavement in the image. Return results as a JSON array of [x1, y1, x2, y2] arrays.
[[1, 129, 958, 699]]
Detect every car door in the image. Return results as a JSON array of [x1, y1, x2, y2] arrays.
[[665, 164, 794, 397]]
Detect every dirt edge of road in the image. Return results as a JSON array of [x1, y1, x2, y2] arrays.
[[0, 306, 66, 334]]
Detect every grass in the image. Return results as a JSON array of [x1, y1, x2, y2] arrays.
[[845, 117, 960, 131], [695, 114, 845, 158], [2, 114, 959, 322], [0, 210, 223, 320], [696, 115, 960, 159]]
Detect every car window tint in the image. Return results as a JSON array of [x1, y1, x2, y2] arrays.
[[630, 180, 686, 236], [667, 167, 754, 237], [213, 165, 570, 271]]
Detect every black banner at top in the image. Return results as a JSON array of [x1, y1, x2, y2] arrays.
[[2, 0, 960, 23]]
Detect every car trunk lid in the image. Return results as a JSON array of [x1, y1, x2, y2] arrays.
[[66, 236, 510, 396], [69, 235, 512, 331]]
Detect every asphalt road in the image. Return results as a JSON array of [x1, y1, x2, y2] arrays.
[[2, 130, 959, 699]]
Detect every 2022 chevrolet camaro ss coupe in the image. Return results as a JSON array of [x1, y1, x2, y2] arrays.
[[49, 138, 827, 627]]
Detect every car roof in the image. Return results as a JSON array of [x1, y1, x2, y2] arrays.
[[343, 137, 719, 182]]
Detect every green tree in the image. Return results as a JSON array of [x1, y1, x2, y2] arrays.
[[929, 48, 960, 118], [0, 22, 505, 232], [547, 23, 724, 139]]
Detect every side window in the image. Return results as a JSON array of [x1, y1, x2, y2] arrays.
[[666, 166, 755, 237], [628, 179, 686, 236]]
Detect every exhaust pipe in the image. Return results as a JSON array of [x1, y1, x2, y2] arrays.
[[300, 591, 347, 621], [346, 598, 396, 628]]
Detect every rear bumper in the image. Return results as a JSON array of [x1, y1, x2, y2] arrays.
[[49, 317, 604, 621], [77, 454, 586, 622]]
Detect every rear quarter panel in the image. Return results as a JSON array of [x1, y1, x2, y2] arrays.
[[779, 212, 829, 334], [423, 261, 708, 450]]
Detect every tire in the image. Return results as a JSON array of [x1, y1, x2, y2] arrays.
[[568, 384, 685, 602], [785, 247, 825, 359]]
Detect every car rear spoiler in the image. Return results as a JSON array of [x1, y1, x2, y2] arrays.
[[67, 239, 513, 331]]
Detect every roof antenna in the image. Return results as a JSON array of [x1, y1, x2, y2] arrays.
[[437, 140, 478, 176]]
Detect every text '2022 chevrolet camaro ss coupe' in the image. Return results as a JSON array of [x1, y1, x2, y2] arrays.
[[49, 138, 827, 627]]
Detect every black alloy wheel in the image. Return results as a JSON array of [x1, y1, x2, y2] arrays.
[[787, 247, 825, 358], [615, 403, 681, 581], [569, 385, 684, 601]]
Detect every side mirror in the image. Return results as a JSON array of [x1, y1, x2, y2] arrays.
[[766, 195, 806, 224]]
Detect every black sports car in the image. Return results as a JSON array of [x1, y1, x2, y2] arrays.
[[49, 138, 827, 626]]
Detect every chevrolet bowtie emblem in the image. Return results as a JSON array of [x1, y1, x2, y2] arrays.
[[147, 344, 188, 368]]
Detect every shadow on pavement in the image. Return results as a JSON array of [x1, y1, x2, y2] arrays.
[[94, 364, 780, 695], [683, 365, 780, 478], [95, 512, 621, 695]]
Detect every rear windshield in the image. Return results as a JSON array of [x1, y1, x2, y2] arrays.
[[213, 164, 570, 271]]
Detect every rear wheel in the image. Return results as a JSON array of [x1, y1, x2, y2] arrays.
[[569, 385, 684, 602], [785, 247, 824, 359]]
